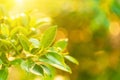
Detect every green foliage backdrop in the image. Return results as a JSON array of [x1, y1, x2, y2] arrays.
[[1, 0, 120, 80]]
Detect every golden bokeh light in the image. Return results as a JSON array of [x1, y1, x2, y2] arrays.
[[109, 22, 120, 37]]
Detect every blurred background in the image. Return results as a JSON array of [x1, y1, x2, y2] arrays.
[[1, 0, 120, 80]]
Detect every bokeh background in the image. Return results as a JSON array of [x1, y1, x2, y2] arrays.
[[1, 0, 120, 80]]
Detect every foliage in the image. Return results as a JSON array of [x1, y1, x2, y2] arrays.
[[0, 8, 78, 80], [1, 0, 120, 80], [52, 0, 120, 80]]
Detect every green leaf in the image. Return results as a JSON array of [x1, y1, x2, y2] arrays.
[[39, 58, 71, 73], [41, 64, 51, 76], [0, 39, 11, 52], [64, 55, 79, 65], [0, 68, 8, 80], [0, 39, 10, 45], [17, 34, 29, 51], [10, 58, 23, 65], [30, 64, 44, 76], [21, 60, 34, 72], [10, 27, 28, 38], [0, 53, 9, 64], [39, 52, 72, 73], [41, 26, 57, 48], [0, 24, 9, 37], [45, 52, 65, 65], [54, 39, 68, 52], [29, 38, 40, 48], [0, 59, 3, 64], [10, 42, 19, 55], [19, 13, 30, 27], [10, 27, 19, 38], [30, 48, 39, 54]]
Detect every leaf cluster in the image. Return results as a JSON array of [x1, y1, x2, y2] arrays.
[[0, 9, 78, 80]]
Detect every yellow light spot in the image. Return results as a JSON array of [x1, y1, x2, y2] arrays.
[[31, 27, 36, 31], [8, 57, 15, 61], [20, 13, 25, 17], [109, 22, 120, 36], [37, 17, 52, 23], [54, 75, 65, 80], [10, 16, 15, 20]]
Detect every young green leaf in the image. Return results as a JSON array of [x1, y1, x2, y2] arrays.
[[39, 58, 71, 73], [10, 58, 23, 65], [64, 55, 79, 65], [17, 34, 29, 51], [0, 59, 3, 64], [10, 27, 28, 37], [21, 60, 34, 72], [54, 39, 68, 52], [19, 13, 30, 27], [10, 27, 19, 38], [30, 48, 40, 54], [39, 52, 72, 73], [0, 39, 10, 45], [0, 68, 8, 80], [30, 64, 44, 76], [0, 53, 9, 64], [29, 38, 40, 48], [41, 64, 51, 76], [45, 52, 65, 65], [0, 24, 9, 37], [41, 26, 57, 48], [10, 42, 20, 55]]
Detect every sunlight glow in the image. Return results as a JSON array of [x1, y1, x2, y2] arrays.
[[20, 13, 25, 17], [10, 15, 16, 20], [15, 0, 23, 4], [109, 22, 120, 36], [36, 17, 52, 23], [54, 75, 65, 80]]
